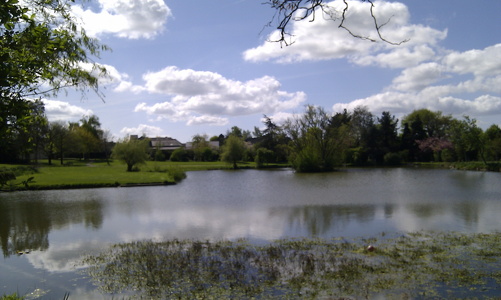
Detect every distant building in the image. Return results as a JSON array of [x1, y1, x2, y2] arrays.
[[150, 137, 184, 151], [185, 141, 220, 150], [129, 135, 184, 151]]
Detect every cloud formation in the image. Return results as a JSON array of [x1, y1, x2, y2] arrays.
[[243, 0, 446, 66], [334, 44, 501, 118], [72, 0, 172, 39], [243, 0, 500, 122], [120, 124, 166, 137], [129, 66, 306, 126], [43, 100, 94, 121]]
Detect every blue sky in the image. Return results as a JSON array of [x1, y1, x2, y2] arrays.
[[43, 0, 501, 142]]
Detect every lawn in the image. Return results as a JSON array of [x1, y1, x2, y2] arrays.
[[0, 159, 282, 190]]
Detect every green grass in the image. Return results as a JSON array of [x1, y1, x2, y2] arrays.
[[1, 160, 287, 191], [0, 294, 23, 300]]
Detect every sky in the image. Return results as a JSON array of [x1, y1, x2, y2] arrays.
[[43, 0, 501, 143]]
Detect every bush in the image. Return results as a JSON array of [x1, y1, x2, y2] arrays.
[[255, 148, 275, 168], [384, 152, 403, 166], [170, 148, 189, 162], [168, 167, 187, 182], [344, 147, 368, 166], [154, 149, 166, 161]]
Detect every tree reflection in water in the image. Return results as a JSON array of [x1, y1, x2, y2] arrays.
[[82, 232, 501, 299], [0, 198, 103, 257]]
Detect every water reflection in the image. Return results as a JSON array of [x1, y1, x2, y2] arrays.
[[0, 193, 103, 257], [1, 168, 501, 298]]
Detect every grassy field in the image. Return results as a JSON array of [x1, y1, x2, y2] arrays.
[[0, 159, 264, 191]]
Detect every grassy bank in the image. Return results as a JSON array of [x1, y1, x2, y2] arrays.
[[1, 160, 289, 191], [412, 161, 501, 172], [0, 160, 241, 191]]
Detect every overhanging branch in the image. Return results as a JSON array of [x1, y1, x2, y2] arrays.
[[264, 0, 409, 46]]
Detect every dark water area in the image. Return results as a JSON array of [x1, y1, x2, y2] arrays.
[[1, 167, 500, 298]]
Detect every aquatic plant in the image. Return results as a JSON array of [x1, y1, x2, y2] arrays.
[[82, 232, 501, 299]]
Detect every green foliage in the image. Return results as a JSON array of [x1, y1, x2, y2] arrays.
[[153, 149, 166, 161], [255, 147, 275, 168], [383, 152, 403, 165], [82, 232, 501, 299], [0, 294, 24, 300], [285, 105, 344, 172], [112, 138, 150, 172], [170, 148, 189, 162], [221, 134, 246, 169], [0, 171, 16, 187], [0, 0, 109, 163]]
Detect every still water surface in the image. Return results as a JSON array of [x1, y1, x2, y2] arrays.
[[1, 167, 500, 298]]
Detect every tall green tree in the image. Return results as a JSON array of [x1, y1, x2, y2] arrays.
[[1, 0, 109, 162], [112, 138, 150, 172], [68, 115, 103, 159], [45, 121, 69, 165], [448, 116, 485, 163], [191, 134, 212, 161], [0, 99, 47, 162], [221, 135, 246, 169], [285, 105, 345, 172], [484, 125, 501, 161]]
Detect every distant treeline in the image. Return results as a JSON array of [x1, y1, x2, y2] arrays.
[[249, 105, 500, 172], [2, 102, 501, 173]]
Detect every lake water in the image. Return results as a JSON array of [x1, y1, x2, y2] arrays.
[[1, 167, 501, 298]]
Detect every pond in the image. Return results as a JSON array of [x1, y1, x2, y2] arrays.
[[1, 167, 501, 298]]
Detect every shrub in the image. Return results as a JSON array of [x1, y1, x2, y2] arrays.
[[170, 148, 189, 162], [384, 152, 402, 166], [168, 167, 187, 182]]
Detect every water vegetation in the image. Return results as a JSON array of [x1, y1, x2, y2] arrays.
[[82, 231, 501, 299]]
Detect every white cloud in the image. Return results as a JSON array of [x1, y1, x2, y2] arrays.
[[132, 66, 306, 125], [353, 45, 437, 68], [243, 0, 446, 66], [43, 100, 94, 121], [443, 44, 501, 78], [332, 38, 501, 121], [392, 62, 445, 91], [187, 116, 229, 126], [120, 124, 165, 137], [72, 0, 172, 39]]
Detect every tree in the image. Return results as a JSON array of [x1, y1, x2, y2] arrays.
[[285, 105, 344, 172], [484, 125, 501, 161], [264, 0, 408, 46], [372, 111, 399, 163], [255, 148, 275, 168], [112, 138, 150, 172], [0, 99, 47, 163], [191, 134, 212, 161], [1, 0, 109, 162], [1, 0, 108, 100], [402, 109, 452, 139], [45, 121, 69, 165], [221, 135, 246, 169], [448, 116, 485, 163], [68, 115, 104, 159], [349, 106, 375, 148]]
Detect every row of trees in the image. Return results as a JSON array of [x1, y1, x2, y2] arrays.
[[3, 104, 501, 173], [0, 110, 112, 164], [149, 105, 500, 172], [148, 105, 501, 172], [249, 105, 501, 172], [1, 0, 109, 163]]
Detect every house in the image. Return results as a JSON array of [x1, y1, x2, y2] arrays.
[[185, 141, 220, 150], [130, 135, 184, 151]]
